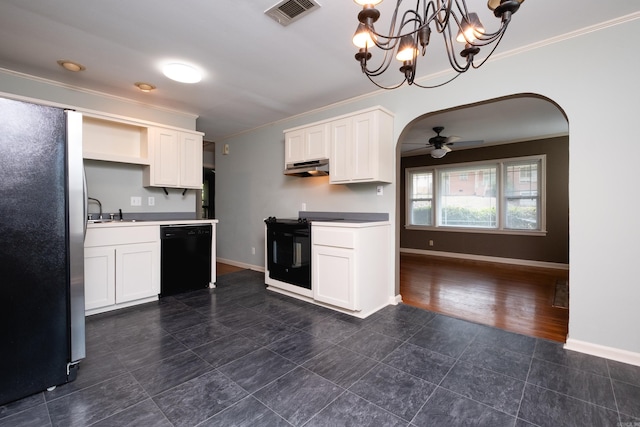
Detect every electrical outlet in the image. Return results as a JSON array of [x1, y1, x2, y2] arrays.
[[223, 144, 230, 155], [376, 185, 383, 196], [148, 196, 155, 206], [429, 240, 434, 247], [130, 196, 141, 206], [251, 247, 256, 255]]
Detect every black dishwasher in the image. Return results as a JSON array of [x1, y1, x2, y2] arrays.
[[160, 224, 212, 297]]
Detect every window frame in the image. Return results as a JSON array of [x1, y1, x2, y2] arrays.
[[405, 155, 546, 236]]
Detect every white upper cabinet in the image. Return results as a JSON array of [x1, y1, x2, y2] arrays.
[[284, 106, 394, 184], [81, 113, 203, 189], [329, 108, 393, 184], [144, 127, 203, 189], [82, 116, 149, 165], [284, 123, 330, 165]]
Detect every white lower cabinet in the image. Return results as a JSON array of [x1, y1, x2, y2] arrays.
[[312, 222, 390, 317], [84, 226, 160, 315], [313, 245, 357, 310]]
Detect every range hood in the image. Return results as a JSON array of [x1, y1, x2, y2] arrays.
[[284, 159, 329, 177]]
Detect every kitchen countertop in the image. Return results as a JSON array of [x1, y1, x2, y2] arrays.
[[309, 220, 390, 228], [87, 219, 218, 228]]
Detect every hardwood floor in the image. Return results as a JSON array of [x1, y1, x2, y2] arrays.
[[400, 253, 569, 342], [216, 262, 245, 276]]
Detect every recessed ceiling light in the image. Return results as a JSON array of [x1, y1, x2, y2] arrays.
[[134, 82, 156, 92], [57, 60, 86, 72], [162, 63, 202, 83]]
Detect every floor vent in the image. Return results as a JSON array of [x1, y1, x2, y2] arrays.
[[265, 0, 320, 26]]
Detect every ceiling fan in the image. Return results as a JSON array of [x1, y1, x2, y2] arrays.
[[403, 126, 482, 158]]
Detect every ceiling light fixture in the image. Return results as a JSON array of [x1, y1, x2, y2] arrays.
[[352, 0, 524, 89], [134, 82, 156, 92], [57, 60, 86, 72], [162, 63, 202, 83]]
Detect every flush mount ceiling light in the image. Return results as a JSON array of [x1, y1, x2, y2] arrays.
[[57, 60, 86, 72], [352, 0, 524, 89], [134, 82, 156, 92], [162, 63, 202, 83]]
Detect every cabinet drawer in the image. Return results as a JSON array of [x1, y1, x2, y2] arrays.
[[85, 225, 159, 247], [312, 228, 354, 248]]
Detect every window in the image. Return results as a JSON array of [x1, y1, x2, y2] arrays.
[[407, 172, 433, 226], [406, 155, 545, 234], [504, 160, 541, 230]]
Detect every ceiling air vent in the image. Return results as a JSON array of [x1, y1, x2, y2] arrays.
[[265, 0, 321, 26]]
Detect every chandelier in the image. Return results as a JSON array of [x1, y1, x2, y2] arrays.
[[352, 0, 524, 89]]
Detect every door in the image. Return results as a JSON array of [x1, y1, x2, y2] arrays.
[[313, 245, 357, 310], [84, 247, 116, 310], [115, 242, 159, 303]]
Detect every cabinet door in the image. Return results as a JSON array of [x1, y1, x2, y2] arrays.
[[115, 242, 160, 304], [329, 118, 351, 183], [351, 112, 376, 181], [152, 127, 180, 187], [305, 124, 329, 161], [84, 246, 116, 311], [312, 245, 357, 310], [179, 132, 203, 188], [285, 129, 305, 165]]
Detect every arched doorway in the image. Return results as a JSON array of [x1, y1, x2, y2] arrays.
[[396, 94, 570, 342]]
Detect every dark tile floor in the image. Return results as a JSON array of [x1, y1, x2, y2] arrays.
[[1, 270, 639, 426]]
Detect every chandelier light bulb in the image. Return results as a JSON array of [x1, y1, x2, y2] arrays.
[[352, 24, 375, 48], [396, 36, 417, 62]]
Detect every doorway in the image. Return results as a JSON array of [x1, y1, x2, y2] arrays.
[[397, 94, 570, 341]]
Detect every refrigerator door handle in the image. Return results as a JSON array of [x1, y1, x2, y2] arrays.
[[83, 166, 87, 239]]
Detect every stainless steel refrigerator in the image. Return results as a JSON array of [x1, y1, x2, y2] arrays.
[[0, 96, 85, 405]]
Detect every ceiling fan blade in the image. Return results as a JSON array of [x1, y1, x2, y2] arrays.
[[403, 146, 432, 154], [454, 139, 484, 148], [445, 135, 461, 143]]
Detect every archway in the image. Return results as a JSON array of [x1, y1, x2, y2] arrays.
[[395, 94, 570, 341]]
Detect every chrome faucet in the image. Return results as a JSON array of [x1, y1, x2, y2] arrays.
[[87, 197, 102, 220]]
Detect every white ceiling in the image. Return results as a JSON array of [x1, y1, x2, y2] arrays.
[[0, 1, 636, 145]]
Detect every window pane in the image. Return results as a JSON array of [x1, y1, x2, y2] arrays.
[[506, 198, 538, 229], [411, 200, 432, 225], [439, 167, 497, 228], [409, 172, 433, 226], [505, 160, 540, 230]]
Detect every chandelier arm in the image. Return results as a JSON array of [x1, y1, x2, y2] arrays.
[[470, 28, 508, 69], [366, 73, 408, 90], [412, 71, 462, 88], [362, 49, 397, 77], [441, 22, 471, 73]]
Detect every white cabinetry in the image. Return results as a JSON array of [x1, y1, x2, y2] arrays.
[[84, 225, 160, 315], [143, 127, 203, 189], [82, 116, 149, 165], [312, 222, 391, 317], [329, 108, 393, 184], [284, 123, 330, 165]]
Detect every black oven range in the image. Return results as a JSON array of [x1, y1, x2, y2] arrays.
[[264, 216, 313, 291]]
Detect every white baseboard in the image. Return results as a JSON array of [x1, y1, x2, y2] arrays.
[[400, 247, 569, 271], [565, 338, 640, 367], [216, 257, 264, 272]]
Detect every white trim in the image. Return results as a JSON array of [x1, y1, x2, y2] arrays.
[[0, 68, 199, 120], [216, 258, 263, 272], [400, 247, 569, 270], [565, 338, 640, 367]]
